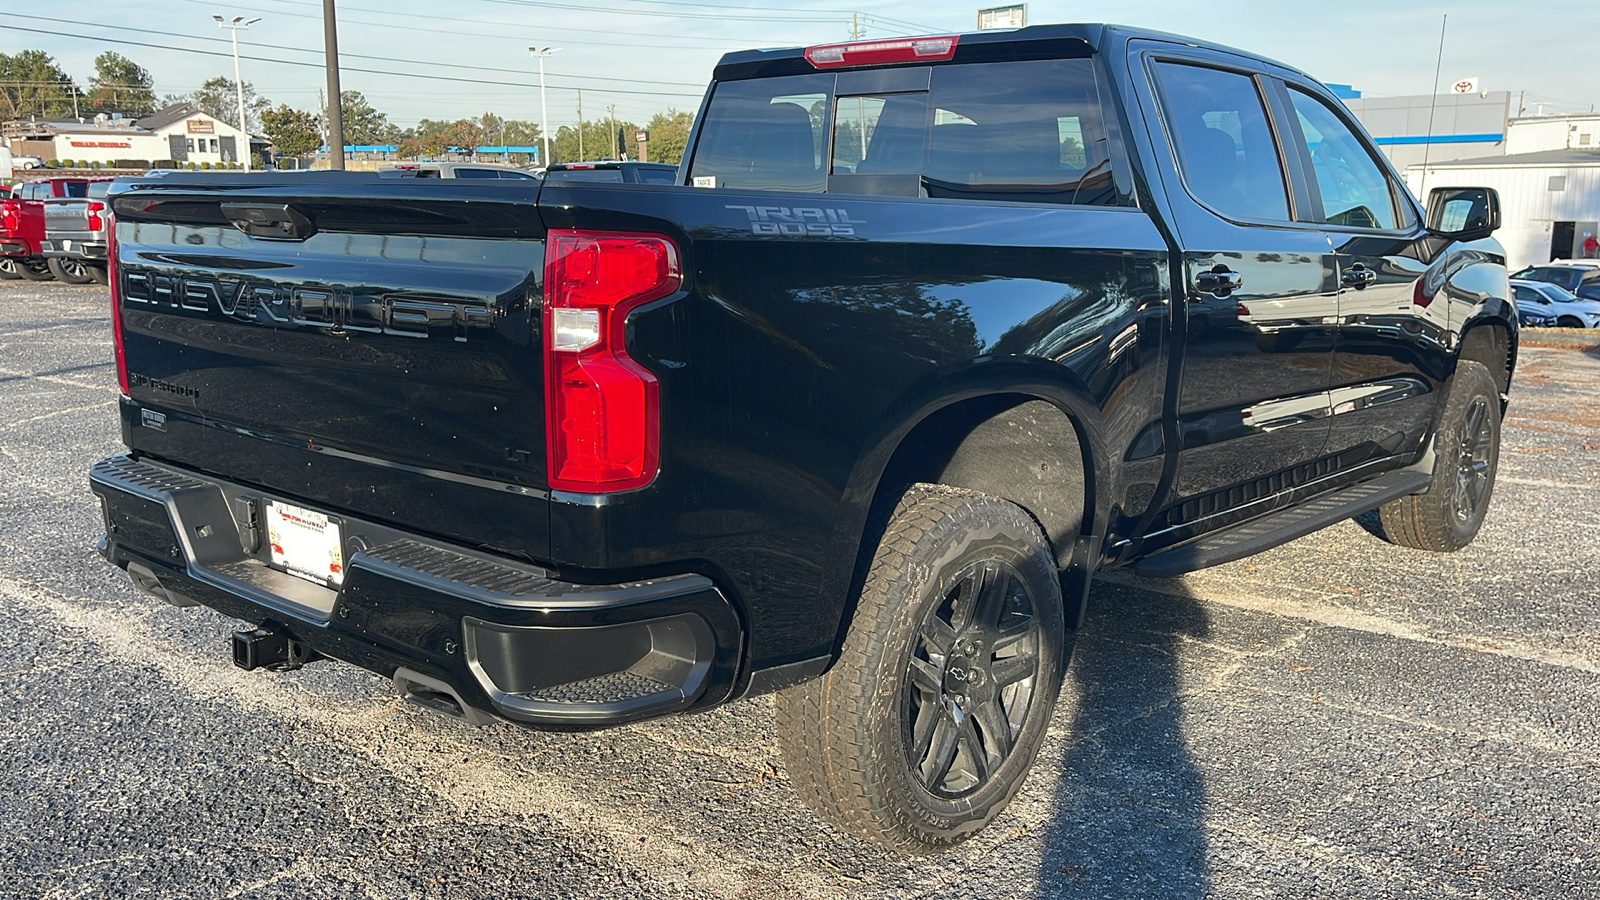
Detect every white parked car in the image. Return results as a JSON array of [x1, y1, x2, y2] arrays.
[[1510, 279, 1600, 328], [12, 156, 44, 170]]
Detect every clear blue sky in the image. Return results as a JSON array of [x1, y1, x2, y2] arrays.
[[4, 1, 1595, 130]]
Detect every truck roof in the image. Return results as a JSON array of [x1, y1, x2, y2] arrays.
[[712, 23, 1310, 85]]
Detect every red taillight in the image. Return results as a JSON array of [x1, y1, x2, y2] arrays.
[[1412, 278, 1433, 308], [542, 229, 679, 493], [805, 35, 959, 68], [108, 211, 128, 396], [86, 200, 105, 232], [0, 200, 18, 233]]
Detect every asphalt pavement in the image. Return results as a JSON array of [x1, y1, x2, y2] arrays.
[[1, 280, 1596, 899]]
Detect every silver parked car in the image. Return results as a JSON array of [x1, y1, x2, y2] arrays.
[[1511, 279, 1600, 328]]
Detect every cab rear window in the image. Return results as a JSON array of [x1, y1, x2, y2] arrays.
[[688, 59, 1126, 206]]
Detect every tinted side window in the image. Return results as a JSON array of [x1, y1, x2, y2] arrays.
[[1512, 285, 1541, 303], [545, 169, 626, 183], [453, 168, 501, 179], [1285, 88, 1396, 229], [689, 73, 832, 192], [1153, 62, 1289, 222], [633, 168, 677, 184], [499, 170, 538, 180]]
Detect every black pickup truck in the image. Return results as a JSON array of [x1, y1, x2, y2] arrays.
[[90, 24, 1514, 853]]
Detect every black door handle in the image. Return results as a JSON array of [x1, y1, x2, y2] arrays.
[[1195, 265, 1244, 296], [1341, 264, 1378, 288]]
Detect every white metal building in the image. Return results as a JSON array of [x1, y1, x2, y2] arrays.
[[1506, 114, 1600, 155], [136, 103, 254, 166], [1406, 149, 1600, 271]]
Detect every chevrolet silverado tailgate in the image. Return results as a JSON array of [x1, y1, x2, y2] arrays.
[[109, 174, 552, 560]]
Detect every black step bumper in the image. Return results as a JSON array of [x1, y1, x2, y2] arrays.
[[90, 454, 743, 727]]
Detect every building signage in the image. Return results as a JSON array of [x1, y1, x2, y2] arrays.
[[69, 140, 133, 149], [977, 4, 1026, 29], [187, 119, 215, 134], [1451, 77, 1481, 94], [635, 130, 649, 143]]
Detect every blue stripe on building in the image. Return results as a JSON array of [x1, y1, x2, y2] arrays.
[[1372, 134, 1503, 146]]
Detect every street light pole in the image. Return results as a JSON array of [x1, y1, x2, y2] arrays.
[[213, 15, 261, 170], [323, 0, 344, 170], [529, 47, 560, 166]]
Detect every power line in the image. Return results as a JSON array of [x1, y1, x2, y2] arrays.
[[178, 0, 822, 46], [4, 12, 709, 88], [1, 23, 706, 99]]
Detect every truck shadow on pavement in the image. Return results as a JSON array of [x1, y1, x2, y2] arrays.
[[1035, 577, 1211, 898]]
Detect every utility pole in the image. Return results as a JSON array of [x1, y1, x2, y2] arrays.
[[849, 13, 864, 39], [608, 104, 617, 159], [214, 14, 261, 170], [529, 47, 560, 166], [577, 89, 583, 160], [322, 0, 344, 169]]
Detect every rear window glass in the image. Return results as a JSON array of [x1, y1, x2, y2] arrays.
[[633, 167, 678, 184], [545, 168, 627, 183], [62, 182, 88, 198], [689, 61, 1122, 205], [88, 182, 111, 199]]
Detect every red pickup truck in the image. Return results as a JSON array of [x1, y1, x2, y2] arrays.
[[0, 177, 94, 281]]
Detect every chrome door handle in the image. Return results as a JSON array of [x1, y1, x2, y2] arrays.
[[1342, 265, 1378, 288], [1195, 265, 1244, 296]]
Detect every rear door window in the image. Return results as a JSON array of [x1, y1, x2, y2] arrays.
[[1152, 62, 1290, 222]]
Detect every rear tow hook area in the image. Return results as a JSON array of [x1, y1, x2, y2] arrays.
[[232, 626, 323, 672]]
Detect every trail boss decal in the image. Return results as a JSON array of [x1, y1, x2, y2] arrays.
[[727, 205, 866, 237]]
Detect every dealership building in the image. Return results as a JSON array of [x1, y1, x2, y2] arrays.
[[4, 103, 261, 166]]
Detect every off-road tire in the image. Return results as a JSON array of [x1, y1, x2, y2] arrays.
[[1376, 360, 1500, 551], [47, 257, 95, 284], [774, 484, 1065, 854], [14, 258, 53, 281]]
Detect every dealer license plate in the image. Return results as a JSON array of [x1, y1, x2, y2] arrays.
[[266, 501, 345, 588]]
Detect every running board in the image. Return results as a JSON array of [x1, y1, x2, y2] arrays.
[[1133, 471, 1433, 579]]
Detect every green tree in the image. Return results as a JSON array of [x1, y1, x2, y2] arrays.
[[0, 50, 76, 118], [338, 90, 390, 145], [500, 119, 543, 148], [261, 104, 321, 157], [550, 118, 637, 164], [644, 108, 694, 164], [450, 118, 487, 157], [190, 76, 270, 133], [86, 52, 156, 117]]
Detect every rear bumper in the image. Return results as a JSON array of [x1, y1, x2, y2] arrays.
[[90, 454, 743, 727], [42, 239, 106, 260], [0, 240, 34, 257]]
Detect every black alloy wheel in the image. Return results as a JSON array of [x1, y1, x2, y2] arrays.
[[774, 484, 1069, 853], [1452, 395, 1493, 526], [1376, 360, 1500, 552], [904, 558, 1040, 799]]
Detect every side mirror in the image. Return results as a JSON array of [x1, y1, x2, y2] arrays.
[[1425, 186, 1500, 241]]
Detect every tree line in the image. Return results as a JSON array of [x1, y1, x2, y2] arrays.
[[2, 48, 695, 165]]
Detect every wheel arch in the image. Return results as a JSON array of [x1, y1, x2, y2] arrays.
[[819, 363, 1111, 660], [1456, 315, 1515, 406]]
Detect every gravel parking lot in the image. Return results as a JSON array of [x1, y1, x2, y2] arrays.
[[2, 280, 1597, 899]]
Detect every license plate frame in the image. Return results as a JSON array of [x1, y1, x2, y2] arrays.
[[265, 501, 346, 588]]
